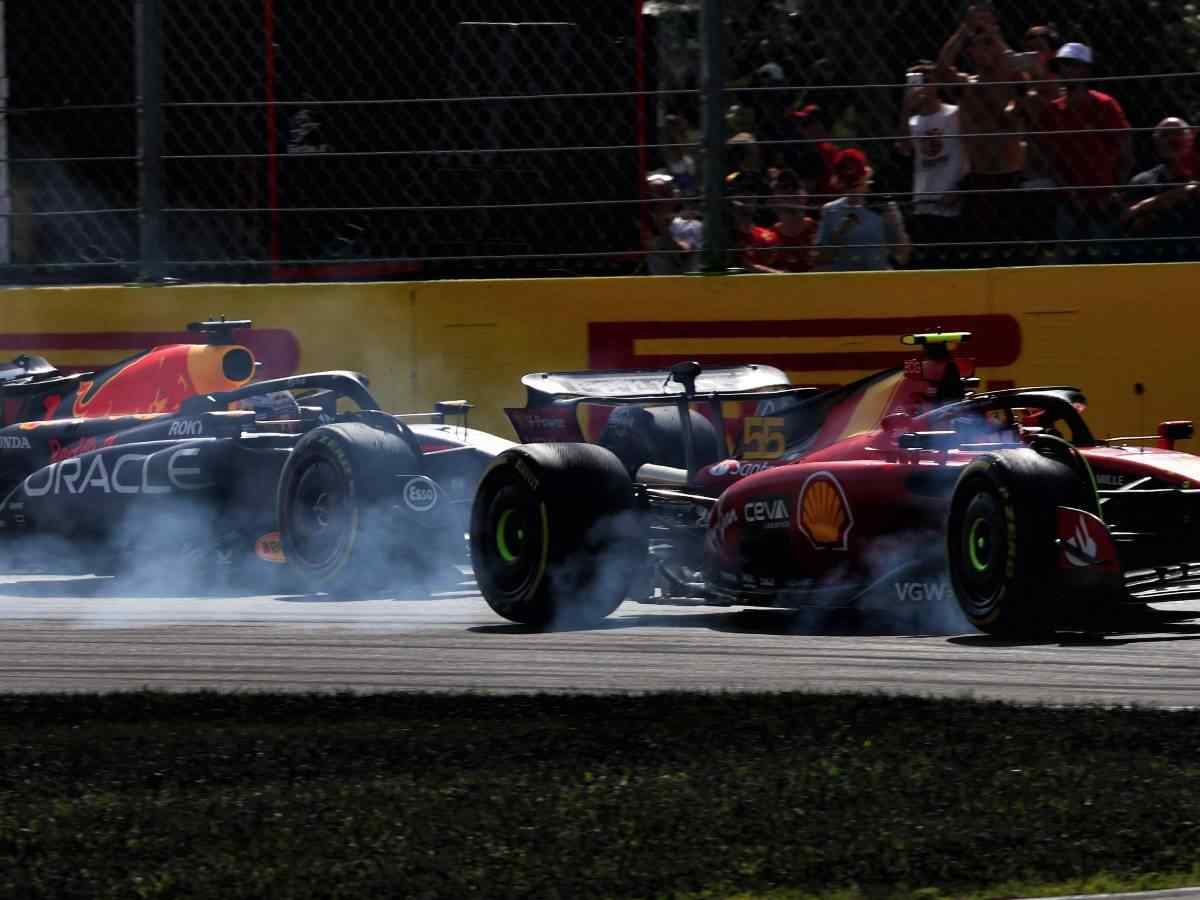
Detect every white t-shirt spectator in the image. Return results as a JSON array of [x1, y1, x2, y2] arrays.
[[909, 103, 967, 217]]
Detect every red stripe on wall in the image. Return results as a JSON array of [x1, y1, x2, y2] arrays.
[[588, 315, 1022, 371]]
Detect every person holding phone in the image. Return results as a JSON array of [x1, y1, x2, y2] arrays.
[[896, 62, 968, 268], [1011, 23, 1064, 261], [811, 149, 912, 271]]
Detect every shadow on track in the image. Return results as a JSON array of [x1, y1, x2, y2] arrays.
[[948, 606, 1200, 648]]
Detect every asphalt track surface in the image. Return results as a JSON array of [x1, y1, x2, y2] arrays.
[[5, 573, 1200, 704]]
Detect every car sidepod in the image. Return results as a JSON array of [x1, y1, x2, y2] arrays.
[[0, 438, 234, 568], [703, 459, 952, 608]]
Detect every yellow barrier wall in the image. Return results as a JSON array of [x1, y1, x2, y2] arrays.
[[1, 263, 1196, 442], [416, 263, 1200, 442]]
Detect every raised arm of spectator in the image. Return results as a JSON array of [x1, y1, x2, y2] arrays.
[[936, 6, 993, 85], [1122, 182, 1199, 233], [935, 24, 970, 86]]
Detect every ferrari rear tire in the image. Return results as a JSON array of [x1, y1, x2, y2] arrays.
[[947, 449, 1094, 637], [470, 443, 645, 628], [277, 422, 421, 594]]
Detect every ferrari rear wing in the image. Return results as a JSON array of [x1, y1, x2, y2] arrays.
[[521, 363, 797, 406]]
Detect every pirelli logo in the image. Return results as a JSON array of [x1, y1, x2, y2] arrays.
[[587, 316, 1021, 378]]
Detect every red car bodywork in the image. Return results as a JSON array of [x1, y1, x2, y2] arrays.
[[506, 336, 1200, 617]]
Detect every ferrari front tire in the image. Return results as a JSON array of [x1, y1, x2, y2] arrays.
[[947, 450, 1093, 637], [470, 443, 645, 628]]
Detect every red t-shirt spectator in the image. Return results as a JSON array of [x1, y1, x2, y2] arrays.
[[772, 218, 818, 272], [735, 225, 780, 270], [1039, 91, 1130, 196]]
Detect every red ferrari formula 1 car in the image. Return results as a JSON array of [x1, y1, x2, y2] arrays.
[[469, 332, 1200, 636]]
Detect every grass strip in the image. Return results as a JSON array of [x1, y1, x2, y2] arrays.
[[3, 691, 1200, 900]]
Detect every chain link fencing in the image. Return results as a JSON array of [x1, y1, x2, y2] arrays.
[[6, 0, 139, 281], [4, 0, 1200, 283]]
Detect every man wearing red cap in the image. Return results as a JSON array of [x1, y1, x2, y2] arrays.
[[812, 149, 912, 271]]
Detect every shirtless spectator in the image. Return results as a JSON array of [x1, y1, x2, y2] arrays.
[[936, 5, 1026, 266], [1025, 43, 1133, 263], [769, 169, 818, 272], [1121, 117, 1200, 262], [896, 62, 968, 268]]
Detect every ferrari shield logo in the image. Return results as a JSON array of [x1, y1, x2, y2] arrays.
[[798, 471, 854, 550]]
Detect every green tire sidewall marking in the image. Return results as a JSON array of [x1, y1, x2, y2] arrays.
[[497, 508, 517, 563], [967, 516, 989, 573]]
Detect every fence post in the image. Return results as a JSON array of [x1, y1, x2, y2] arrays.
[[136, 0, 165, 283], [699, 0, 727, 273]]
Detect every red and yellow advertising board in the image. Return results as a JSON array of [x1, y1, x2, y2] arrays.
[[0, 262, 1197, 443]]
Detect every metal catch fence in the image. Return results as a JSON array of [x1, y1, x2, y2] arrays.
[[4, 0, 1200, 283]]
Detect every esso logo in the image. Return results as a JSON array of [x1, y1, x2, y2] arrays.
[[403, 476, 438, 512]]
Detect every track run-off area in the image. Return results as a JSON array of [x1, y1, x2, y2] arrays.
[[4, 574, 1200, 705]]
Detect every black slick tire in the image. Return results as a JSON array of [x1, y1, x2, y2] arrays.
[[277, 422, 421, 594], [947, 449, 1094, 637], [470, 443, 644, 628]]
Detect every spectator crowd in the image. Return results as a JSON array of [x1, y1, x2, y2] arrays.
[[642, 4, 1200, 274]]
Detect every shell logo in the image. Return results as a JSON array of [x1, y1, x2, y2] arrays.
[[798, 471, 854, 550]]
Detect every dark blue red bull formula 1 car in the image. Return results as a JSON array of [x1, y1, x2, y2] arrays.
[[0, 319, 513, 590], [470, 332, 1200, 636]]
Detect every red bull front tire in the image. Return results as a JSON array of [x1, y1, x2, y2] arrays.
[[276, 422, 422, 595]]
